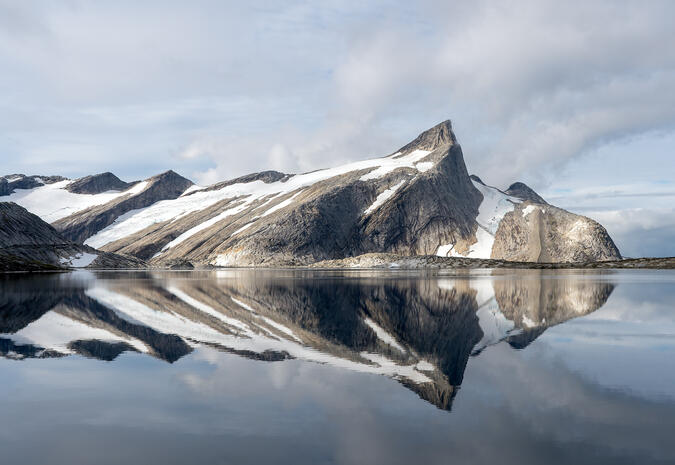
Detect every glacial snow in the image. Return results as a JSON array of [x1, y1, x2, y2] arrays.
[[4, 180, 149, 223], [363, 180, 406, 215]]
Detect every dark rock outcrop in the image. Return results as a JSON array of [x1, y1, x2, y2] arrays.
[[506, 181, 548, 204], [0, 201, 147, 271], [66, 172, 133, 194]]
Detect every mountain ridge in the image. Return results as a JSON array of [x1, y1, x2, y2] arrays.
[[1, 120, 622, 267]]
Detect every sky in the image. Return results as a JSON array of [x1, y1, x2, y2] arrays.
[[1, 0, 674, 257]]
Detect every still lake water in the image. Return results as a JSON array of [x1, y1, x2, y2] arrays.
[[1, 269, 674, 464]]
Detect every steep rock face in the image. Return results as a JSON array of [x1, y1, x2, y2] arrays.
[[53, 170, 193, 243], [491, 202, 621, 262], [66, 172, 132, 194], [360, 141, 482, 256]]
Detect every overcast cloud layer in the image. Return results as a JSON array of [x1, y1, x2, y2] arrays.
[[1, 0, 674, 257]]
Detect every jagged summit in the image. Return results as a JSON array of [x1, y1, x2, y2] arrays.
[[397, 120, 457, 154], [505, 182, 547, 205]]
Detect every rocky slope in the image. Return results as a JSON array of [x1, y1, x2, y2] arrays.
[[0, 202, 145, 271], [1, 120, 622, 267]]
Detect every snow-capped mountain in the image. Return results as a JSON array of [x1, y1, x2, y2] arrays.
[[0, 271, 614, 410], [0, 120, 621, 266]]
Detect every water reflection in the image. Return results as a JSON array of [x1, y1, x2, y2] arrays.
[[0, 270, 614, 410]]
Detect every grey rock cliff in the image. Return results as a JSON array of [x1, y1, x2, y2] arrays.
[[66, 172, 133, 194], [491, 202, 621, 262]]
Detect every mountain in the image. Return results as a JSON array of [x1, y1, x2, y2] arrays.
[[0, 271, 614, 409], [0, 202, 145, 271], [0, 120, 621, 267]]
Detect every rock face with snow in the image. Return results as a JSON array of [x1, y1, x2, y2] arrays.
[[0, 202, 145, 271], [1, 120, 622, 266], [81, 120, 484, 265]]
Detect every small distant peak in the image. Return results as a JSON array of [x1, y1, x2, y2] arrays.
[[149, 170, 193, 184], [67, 172, 130, 194], [397, 120, 458, 154], [147, 170, 194, 194], [469, 175, 485, 185], [506, 182, 548, 205]]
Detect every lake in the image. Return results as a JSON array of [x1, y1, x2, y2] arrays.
[[1, 269, 674, 464]]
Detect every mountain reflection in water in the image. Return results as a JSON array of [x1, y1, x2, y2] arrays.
[[0, 270, 613, 410]]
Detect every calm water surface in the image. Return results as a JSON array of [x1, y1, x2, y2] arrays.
[[1, 269, 674, 464]]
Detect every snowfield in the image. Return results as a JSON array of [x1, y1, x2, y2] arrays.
[[4, 180, 149, 223]]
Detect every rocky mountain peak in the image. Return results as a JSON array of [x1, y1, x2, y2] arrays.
[[66, 172, 132, 194], [396, 120, 458, 154], [505, 182, 547, 205], [149, 170, 194, 187]]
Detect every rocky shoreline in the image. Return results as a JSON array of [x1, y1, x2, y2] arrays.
[[308, 253, 675, 270], [2, 251, 673, 273]]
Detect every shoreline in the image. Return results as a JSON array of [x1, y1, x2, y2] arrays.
[[2, 254, 674, 273]]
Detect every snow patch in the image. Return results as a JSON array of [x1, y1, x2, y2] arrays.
[[363, 180, 406, 215], [522, 316, 537, 328], [360, 149, 431, 181], [414, 161, 434, 172]]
